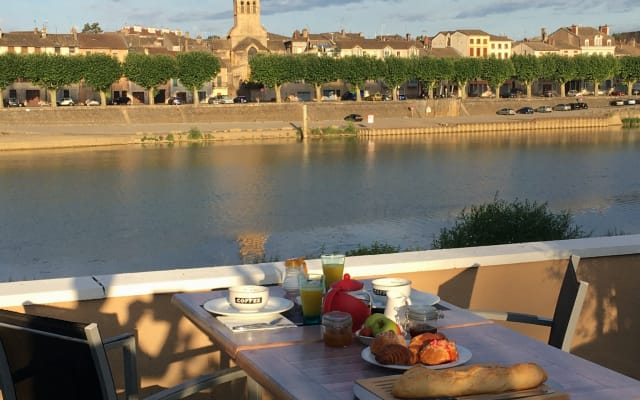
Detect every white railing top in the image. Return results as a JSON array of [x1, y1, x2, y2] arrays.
[[1, 235, 639, 307]]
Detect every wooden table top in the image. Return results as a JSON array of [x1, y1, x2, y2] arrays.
[[172, 287, 640, 400]]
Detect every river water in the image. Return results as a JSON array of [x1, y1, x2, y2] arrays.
[[2, 129, 640, 281]]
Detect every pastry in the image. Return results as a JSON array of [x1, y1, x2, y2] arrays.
[[408, 332, 446, 364], [374, 343, 413, 365], [419, 339, 458, 365], [370, 331, 406, 355], [392, 363, 548, 398]]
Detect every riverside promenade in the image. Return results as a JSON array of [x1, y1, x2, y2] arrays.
[[0, 97, 634, 151]]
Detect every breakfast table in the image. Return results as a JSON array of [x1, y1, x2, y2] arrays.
[[172, 284, 640, 400]]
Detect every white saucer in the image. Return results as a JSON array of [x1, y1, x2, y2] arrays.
[[373, 291, 440, 309], [203, 297, 294, 316], [361, 344, 472, 370]]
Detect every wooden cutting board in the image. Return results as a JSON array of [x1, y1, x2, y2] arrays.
[[353, 375, 569, 400]]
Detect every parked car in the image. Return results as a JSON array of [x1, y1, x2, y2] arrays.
[[85, 99, 100, 106], [167, 97, 183, 105], [233, 96, 248, 103], [625, 99, 637, 105], [552, 104, 571, 111], [111, 96, 131, 105], [570, 102, 588, 110], [3, 97, 22, 107], [610, 90, 626, 96], [535, 105, 553, 113], [516, 107, 534, 114], [344, 113, 363, 122], [610, 99, 625, 106], [56, 98, 75, 106], [496, 108, 516, 115], [341, 92, 357, 101], [364, 92, 383, 101]]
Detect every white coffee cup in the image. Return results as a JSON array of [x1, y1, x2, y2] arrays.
[[371, 277, 412, 305], [384, 290, 412, 323]]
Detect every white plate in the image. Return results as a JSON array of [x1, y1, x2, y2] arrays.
[[203, 297, 294, 316], [372, 291, 440, 309], [361, 344, 472, 370]]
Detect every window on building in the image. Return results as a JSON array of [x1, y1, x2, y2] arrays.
[[595, 36, 602, 46], [491, 43, 495, 49], [476, 48, 481, 57], [469, 48, 474, 56], [584, 39, 589, 46], [469, 39, 474, 44], [483, 48, 487, 57], [607, 39, 612, 46], [483, 39, 487, 44]]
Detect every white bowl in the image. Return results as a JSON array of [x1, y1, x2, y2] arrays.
[[228, 285, 270, 312]]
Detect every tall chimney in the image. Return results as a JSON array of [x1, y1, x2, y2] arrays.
[[599, 25, 610, 35], [541, 27, 547, 43], [571, 25, 578, 35]]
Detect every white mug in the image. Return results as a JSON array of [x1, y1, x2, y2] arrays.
[[384, 290, 412, 323], [371, 277, 412, 306]]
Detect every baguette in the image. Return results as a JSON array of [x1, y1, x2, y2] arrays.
[[392, 363, 547, 398]]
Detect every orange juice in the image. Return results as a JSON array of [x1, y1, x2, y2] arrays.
[[299, 286, 324, 324], [322, 263, 344, 290]]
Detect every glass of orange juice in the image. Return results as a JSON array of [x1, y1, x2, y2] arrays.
[[298, 274, 325, 324], [321, 254, 345, 291]]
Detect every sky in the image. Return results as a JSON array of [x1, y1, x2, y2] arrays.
[[1, 0, 639, 41]]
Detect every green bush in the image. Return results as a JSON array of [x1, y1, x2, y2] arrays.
[[431, 196, 589, 249], [622, 118, 640, 128], [187, 127, 203, 140], [345, 241, 401, 256]]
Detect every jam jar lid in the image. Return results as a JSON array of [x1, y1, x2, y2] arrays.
[[322, 311, 352, 328], [407, 305, 439, 321]]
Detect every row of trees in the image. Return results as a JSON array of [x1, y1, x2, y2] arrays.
[[248, 53, 640, 101], [0, 51, 220, 108], [4, 50, 640, 108]]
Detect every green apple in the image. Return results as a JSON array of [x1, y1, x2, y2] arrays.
[[371, 316, 401, 336], [364, 313, 386, 329]]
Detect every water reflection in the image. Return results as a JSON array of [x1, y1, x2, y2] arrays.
[[1, 129, 640, 281]]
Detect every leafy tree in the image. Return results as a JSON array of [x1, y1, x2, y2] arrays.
[[82, 22, 103, 33], [381, 57, 411, 100], [412, 56, 452, 98], [0, 53, 21, 108], [575, 55, 618, 97], [81, 53, 122, 107], [299, 54, 339, 101], [480, 57, 515, 97], [451, 58, 482, 99], [338, 56, 382, 101], [23, 54, 84, 107], [249, 54, 298, 103], [618, 56, 640, 96], [511, 55, 540, 97], [539, 54, 575, 97], [431, 197, 588, 249], [124, 53, 177, 105], [176, 51, 221, 105]]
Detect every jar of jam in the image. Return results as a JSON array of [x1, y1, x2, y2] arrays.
[[406, 305, 440, 337], [322, 311, 353, 347]]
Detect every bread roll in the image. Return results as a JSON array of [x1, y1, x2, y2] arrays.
[[392, 363, 548, 398]]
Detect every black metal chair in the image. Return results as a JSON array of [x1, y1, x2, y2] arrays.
[[0, 308, 246, 400], [471, 254, 589, 352]]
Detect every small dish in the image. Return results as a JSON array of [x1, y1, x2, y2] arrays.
[[203, 297, 294, 316], [355, 328, 375, 346]]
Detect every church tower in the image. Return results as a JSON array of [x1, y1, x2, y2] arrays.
[[228, 0, 268, 47]]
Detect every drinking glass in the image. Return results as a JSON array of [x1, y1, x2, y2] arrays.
[[321, 254, 345, 291], [298, 274, 325, 324]]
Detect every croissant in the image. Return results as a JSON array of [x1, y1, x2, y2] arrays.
[[374, 343, 413, 365]]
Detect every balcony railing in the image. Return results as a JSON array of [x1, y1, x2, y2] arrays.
[[1, 234, 639, 397]]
